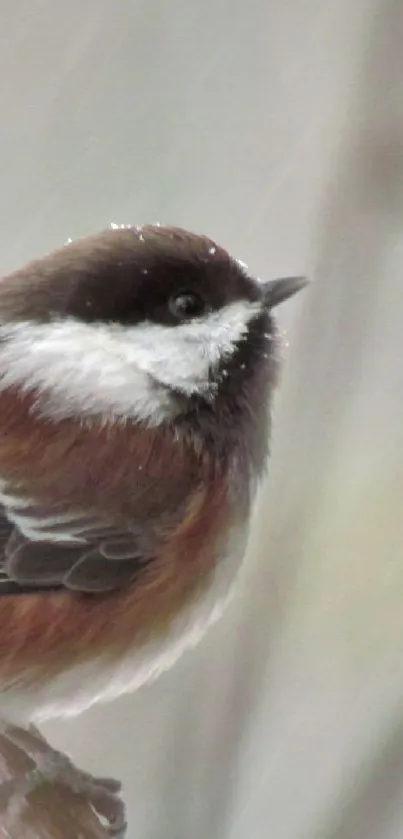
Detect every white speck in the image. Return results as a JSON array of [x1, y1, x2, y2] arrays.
[[142, 268, 149, 275], [237, 259, 249, 271], [263, 333, 272, 339], [138, 465, 143, 470], [64, 237, 72, 245], [240, 363, 246, 370], [221, 370, 228, 377], [263, 353, 269, 359], [208, 246, 216, 255], [110, 222, 119, 230], [139, 234, 145, 243]]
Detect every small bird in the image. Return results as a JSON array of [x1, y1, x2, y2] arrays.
[[0, 224, 306, 834]]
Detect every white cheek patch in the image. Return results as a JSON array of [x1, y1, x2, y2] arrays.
[[0, 300, 260, 424], [127, 300, 261, 390]]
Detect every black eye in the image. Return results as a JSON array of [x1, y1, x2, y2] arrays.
[[168, 290, 207, 321]]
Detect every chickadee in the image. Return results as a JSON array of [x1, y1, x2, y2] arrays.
[[0, 224, 306, 834]]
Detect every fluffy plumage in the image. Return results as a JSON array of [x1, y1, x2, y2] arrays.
[[0, 225, 306, 832]]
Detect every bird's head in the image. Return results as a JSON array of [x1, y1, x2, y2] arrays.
[[0, 225, 307, 437]]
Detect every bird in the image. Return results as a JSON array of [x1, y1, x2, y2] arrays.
[[0, 224, 307, 834]]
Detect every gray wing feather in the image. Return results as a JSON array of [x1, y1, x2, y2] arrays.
[[0, 499, 153, 595]]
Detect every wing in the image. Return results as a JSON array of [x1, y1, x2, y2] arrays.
[[0, 496, 154, 595]]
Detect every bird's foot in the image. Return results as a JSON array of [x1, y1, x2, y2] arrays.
[[0, 725, 126, 838]]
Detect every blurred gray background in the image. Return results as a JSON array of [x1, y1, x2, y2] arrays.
[[1, 0, 403, 836]]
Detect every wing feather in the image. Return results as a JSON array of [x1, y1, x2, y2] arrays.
[[0, 495, 153, 595]]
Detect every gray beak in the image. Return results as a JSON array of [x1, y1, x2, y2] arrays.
[[262, 276, 309, 309]]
